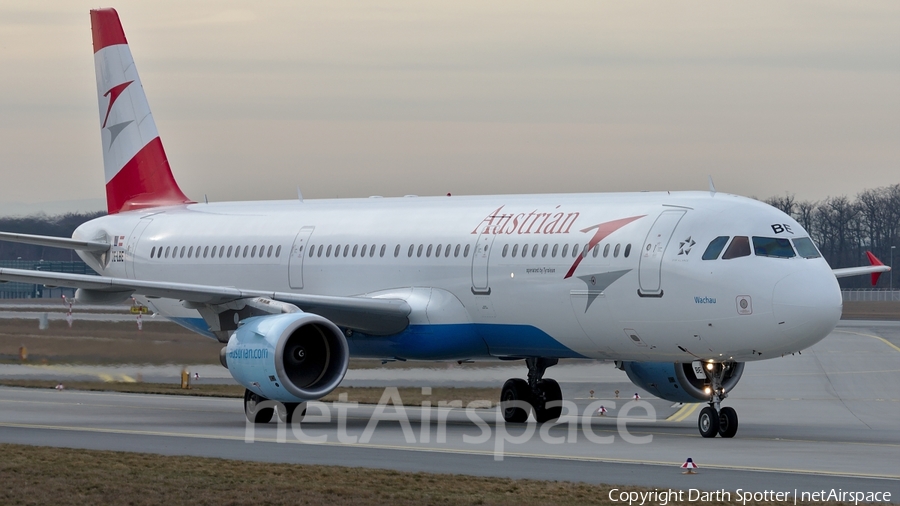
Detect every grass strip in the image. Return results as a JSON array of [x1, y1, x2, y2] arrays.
[[0, 443, 796, 506], [0, 380, 499, 406]]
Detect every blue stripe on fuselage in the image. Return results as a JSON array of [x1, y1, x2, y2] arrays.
[[341, 324, 588, 360]]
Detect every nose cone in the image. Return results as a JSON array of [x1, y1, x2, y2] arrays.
[[772, 268, 842, 350]]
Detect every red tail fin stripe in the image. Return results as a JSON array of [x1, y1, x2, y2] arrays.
[[101, 81, 134, 129], [105, 137, 193, 214], [90, 8, 128, 53]]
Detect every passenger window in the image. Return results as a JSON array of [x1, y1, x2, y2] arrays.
[[212, 246, 219, 258], [531, 244, 538, 257], [624, 244, 631, 258], [251, 246, 257, 258], [316, 245, 323, 257], [380, 244, 386, 257], [426, 244, 433, 257], [436, 244, 443, 257], [614, 244, 620, 257], [511, 244, 519, 257], [417, 244, 423, 257], [551, 244, 558, 257], [541, 244, 548, 257], [521, 244, 528, 258], [702, 236, 729, 260], [306, 245, 312, 258], [603, 244, 610, 258], [572, 244, 579, 258], [454, 244, 460, 257], [164, 246, 169, 258], [561, 244, 569, 257], [752, 237, 796, 258], [243, 246, 249, 258], [502, 244, 509, 257], [393, 245, 399, 257], [352, 245, 359, 257], [180, 246, 186, 258], [722, 236, 751, 259], [592, 245, 599, 258], [792, 237, 821, 259], [326, 245, 333, 257], [204, 246, 209, 258], [343, 245, 349, 257], [582, 244, 590, 258], [151, 247, 156, 258], [464, 244, 470, 257], [259, 244, 265, 257], [408, 245, 414, 257], [276, 245, 282, 258], [445, 244, 451, 257]]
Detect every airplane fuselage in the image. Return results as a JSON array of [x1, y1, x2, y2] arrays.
[[74, 190, 842, 363]]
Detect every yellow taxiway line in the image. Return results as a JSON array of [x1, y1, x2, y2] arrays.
[[665, 402, 699, 422], [835, 329, 900, 353]]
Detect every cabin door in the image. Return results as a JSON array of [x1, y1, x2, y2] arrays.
[[637, 210, 686, 297], [288, 226, 315, 289], [470, 231, 496, 295]]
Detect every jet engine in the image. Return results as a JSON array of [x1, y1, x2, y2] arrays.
[[225, 312, 349, 402], [620, 361, 744, 403]]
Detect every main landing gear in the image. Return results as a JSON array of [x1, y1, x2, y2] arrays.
[[243, 389, 306, 424], [500, 357, 563, 423], [697, 362, 739, 438]]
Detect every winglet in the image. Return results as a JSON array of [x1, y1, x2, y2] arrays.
[[866, 251, 885, 286], [708, 176, 716, 196]]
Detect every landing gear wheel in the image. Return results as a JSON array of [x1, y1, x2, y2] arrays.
[[533, 379, 563, 423], [244, 389, 274, 424], [501, 378, 533, 423], [717, 406, 738, 438], [277, 402, 307, 424], [698, 406, 719, 438]]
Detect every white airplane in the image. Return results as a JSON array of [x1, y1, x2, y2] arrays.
[[0, 8, 889, 437]]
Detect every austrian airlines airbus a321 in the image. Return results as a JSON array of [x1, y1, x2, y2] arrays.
[[0, 9, 888, 437]]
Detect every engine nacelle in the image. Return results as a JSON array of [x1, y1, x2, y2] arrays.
[[621, 361, 745, 403], [226, 312, 349, 402]]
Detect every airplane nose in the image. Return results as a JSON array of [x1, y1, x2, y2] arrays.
[[772, 269, 842, 349]]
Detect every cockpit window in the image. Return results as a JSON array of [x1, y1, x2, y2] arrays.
[[702, 236, 730, 260], [792, 237, 821, 259], [721, 236, 751, 259], [752, 237, 796, 258]]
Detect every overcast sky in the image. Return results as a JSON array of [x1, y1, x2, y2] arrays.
[[0, 1, 898, 212]]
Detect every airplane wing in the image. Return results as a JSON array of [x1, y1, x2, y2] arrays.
[[0, 231, 109, 252], [0, 267, 410, 335], [832, 265, 891, 279], [833, 251, 890, 285]]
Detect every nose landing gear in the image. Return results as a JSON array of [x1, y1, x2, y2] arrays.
[[698, 362, 739, 438]]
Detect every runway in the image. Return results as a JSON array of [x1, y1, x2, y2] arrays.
[[1, 321, 899, 498]]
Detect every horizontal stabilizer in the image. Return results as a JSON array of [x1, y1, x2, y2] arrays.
[[0, 232, 109, 252]]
